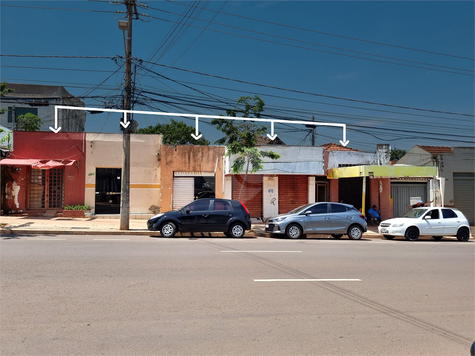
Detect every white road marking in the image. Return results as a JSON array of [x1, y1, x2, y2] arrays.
[[254, 279, 362, 282], [26, 238, 66, 240], [221, 250, 302, 253], [93, 239, 130, 241]]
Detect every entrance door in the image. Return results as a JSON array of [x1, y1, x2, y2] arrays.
[[29, 168, 64, 209], [95, 168, 121, 214], [316, 182, 327, 202]]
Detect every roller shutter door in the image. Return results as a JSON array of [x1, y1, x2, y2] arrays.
[[391, 183, 427, 218], [172, 177, 194, 210], [232, 175, 263, 218], [279, 175, 308, 214], [453, 173, 474, 225]]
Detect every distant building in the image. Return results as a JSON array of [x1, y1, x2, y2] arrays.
[[0, 83, 86, 132]]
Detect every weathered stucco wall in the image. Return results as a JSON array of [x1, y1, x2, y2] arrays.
[[326, 150, 378, 170], [85, 133, 161, 215], [227, 146, 324, 175], [160, 145, 225, 212]]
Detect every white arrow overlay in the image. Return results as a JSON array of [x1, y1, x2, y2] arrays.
[[53, 106, 350, 146], [49, 106, 62, 133], [339, 126, 349, 147], [267, 121, 277, 141], [191, 116, 202, 140], [120, 113, 130, 129]]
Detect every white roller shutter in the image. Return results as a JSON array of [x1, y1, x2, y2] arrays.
[[172, 177, 194, 210], [453, 173, 474, 225]]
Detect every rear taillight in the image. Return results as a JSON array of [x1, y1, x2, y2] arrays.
[[359, 214, 366, 220], [240, 201, 250, 215]]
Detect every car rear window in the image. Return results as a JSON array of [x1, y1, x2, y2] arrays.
[[442, 209, 458, 219], [213, 201, 232, 211], [330, 203, 348, 213]]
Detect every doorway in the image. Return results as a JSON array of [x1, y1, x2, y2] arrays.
[[29, 168, 64, 209], [95, 168, 121, 214]]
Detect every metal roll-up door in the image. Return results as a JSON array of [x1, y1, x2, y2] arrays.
[[232, 175, 263, 218], [172, 177, 194, 210], [453, 173, 474, 225], [278, 175, 308, 214], [391, 182, 427, 218]]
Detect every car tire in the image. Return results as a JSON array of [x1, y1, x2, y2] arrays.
[[456, 227, 470, 242], [348, 225, 363, 240], [405, 227, 419, 241], [286, 224, 303, 239], [229, 223, 245, 238], [432, 236, 443, 241], [160, 222, 177, 238], [383, 235, 395, 240]]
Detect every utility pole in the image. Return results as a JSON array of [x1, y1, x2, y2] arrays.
[[305, 116, 316, 146], [120, 0, 137, 230]]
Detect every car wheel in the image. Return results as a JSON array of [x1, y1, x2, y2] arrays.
[[286, 224, 303, 239], [348, 225, 363, 240], [383, 235, 395, 240], [432, 236, 443, 241], [229, 223, 245, 238], [456, 227, 470, 242], [405, 227, 419, 241], [160, 222, 176, 237], [331, 234, 343, 239]]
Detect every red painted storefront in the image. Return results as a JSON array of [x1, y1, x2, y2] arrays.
[[1, 131, 86, 213]]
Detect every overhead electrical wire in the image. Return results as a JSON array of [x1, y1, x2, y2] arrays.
[[163, 0, 475, 61]]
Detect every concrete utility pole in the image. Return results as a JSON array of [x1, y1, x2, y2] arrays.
[[120, 0, 137, 230]]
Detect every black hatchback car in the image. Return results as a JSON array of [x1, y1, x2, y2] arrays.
[[147, 198, 252, 238]]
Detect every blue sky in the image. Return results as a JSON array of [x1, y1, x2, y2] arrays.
[[1, 1, 474, 152]]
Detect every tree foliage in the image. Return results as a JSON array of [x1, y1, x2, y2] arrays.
[[137, 119, 210, 145], [17, 112, 43, 131], [0, 82, 14, 115], [212, 95, 281, 200], [390, 147, 407, 161]]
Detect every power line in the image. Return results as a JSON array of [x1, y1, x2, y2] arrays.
[[139, 59, 474, 117], [144, 5, 473, 76], [163, 0, 475, 61]]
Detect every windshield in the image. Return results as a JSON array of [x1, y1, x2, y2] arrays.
[[402, 208, 428, 218], [288, 204, 313, 214]]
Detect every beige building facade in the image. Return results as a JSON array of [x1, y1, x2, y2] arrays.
[[85, 133, 162, 216]]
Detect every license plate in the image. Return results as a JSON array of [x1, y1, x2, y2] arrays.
[[380, 228, 389, 233]]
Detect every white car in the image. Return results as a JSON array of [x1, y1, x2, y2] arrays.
[[378, 207, 471, 241]]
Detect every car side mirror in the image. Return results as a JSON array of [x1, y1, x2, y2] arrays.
[[304, 211, 313, 215], [424, 215, 432, 220], [185, 209, 191, 214]]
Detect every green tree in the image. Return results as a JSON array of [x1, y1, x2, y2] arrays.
[[212, 95, 280, 200], [17, 112, 43, 131], [0, 82, 14, 115], [137, 119, 210, 145], [390, 147, 407, 161]]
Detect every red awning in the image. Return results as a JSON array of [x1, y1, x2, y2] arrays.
[[0, 158, 39, 166], [0, 158, 76, 169]]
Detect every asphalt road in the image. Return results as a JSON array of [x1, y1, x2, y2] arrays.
[[1, 234, 474, 356]]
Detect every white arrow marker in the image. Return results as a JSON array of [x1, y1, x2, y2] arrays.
[[191, 116, 202, 140], [49, 108, 61, 133], [339, 125, 349, 147], [267, 121, 277, 141], [120, 113, 130, 129]]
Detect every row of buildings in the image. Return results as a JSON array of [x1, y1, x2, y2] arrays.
[[1, 83, 473, 224], [0, 130, 473, 225]]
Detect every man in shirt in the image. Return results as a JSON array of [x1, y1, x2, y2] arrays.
[[368, 205, 382, 225]]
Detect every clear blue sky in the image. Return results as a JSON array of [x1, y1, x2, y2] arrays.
[[1, 1, 474, 152]]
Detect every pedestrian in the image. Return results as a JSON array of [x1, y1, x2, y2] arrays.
[[367, 205, 382, 225]]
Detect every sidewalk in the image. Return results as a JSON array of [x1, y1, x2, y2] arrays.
[[0, 215, 385, 238]]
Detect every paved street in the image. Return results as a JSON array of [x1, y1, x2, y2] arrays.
[[1, 234, 473, 356]]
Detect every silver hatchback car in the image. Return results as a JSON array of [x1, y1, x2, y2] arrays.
[[265, 202, 367, 239]]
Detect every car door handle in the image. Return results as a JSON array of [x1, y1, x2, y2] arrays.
[[202, 214, 209, 218]]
